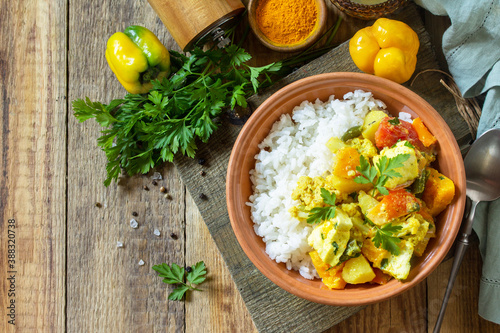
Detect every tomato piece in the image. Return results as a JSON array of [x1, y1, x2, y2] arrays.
[[367, 189, 421, 225], [374, 117, 424, 150]]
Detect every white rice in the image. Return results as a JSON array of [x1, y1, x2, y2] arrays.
[[247, 90, 386, 280]]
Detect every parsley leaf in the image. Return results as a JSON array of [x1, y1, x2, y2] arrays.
[[187, 261, 208, 285], [354, 154, 410, 195], [152, 261, 207, 301], [372, 223, 402, 255], [306, 188, 337, 224], [404, 141, 415, 149], [168, 285, 190, 301]]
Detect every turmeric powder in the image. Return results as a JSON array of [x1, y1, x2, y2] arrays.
[[256, 0, 318, 45]]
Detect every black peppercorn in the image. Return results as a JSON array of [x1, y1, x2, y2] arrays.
[[200, 171, 206, 176], [199, 193, 207, 200], [95, 202, 102, 208], [186, 266, 192, 273], [132, 211, 138, 217], [198, 158, 206, 165], [170, 233, 177, 239], [152, 180, 158, 186]]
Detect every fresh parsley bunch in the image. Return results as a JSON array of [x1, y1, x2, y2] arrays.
[[73, 45, 281, 186], [152, 261, 207, 301]]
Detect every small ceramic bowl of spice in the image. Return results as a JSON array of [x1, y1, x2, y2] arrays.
[[248, 0, 327, 53]]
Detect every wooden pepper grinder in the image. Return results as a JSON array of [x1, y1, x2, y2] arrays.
[[147, 0, 246, 51]]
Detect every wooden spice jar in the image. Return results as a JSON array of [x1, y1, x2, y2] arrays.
[[147, 0, 246, 51]]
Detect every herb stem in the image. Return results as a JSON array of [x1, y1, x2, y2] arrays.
[[325, 16, 343, 46]]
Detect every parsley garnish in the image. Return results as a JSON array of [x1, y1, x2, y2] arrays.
[[73, 45, 281, 186], [355, 154, 410, 195], [388, 118, 400, 125], [306, 188, 337, 224], [372, 223, 403, 255], [332, 241, 339, 255], [152, 261, 207, 301], [404, 141, 415, 149], [364, 216, 375, 226]]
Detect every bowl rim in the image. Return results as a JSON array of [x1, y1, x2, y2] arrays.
[[247, 0, 328, 53], [226, 72, 466, 306], [330, 0, 409, 20]]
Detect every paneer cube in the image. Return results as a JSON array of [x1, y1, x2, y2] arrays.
[[379, 240, 414, 280], [307, 209, 353, 266], [373, 140, 419, 189]]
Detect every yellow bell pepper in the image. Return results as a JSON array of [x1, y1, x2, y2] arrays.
[[105, 26, 171, 94], [349, 18, 419, 84]]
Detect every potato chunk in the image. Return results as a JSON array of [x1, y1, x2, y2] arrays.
[[362, 110, 388, 144], [341, 254, 376, 284]]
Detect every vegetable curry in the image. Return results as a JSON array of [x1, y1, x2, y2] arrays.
[[290, 110, 455, 289]]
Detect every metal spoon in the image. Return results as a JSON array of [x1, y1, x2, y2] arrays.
[[434, 128, 500, 332]]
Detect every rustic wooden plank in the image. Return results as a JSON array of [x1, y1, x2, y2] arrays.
[[328, 281, 428, 332], [185, 191, 258, 333], [173, 3, 472, 332], [0, 0, 67, 331], [427, 235, 500, 333], [66, 2, 188, 332]]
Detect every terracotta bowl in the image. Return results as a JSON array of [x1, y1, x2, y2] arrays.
[[226, 72, 466, 306], [247, 0, 327, 53]]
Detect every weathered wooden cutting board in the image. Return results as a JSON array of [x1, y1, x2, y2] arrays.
[[174, 3, 469, 333]]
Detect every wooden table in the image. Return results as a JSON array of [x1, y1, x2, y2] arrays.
[[1, 0, 499, 332]]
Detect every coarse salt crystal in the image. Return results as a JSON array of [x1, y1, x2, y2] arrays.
[[154, 229, 161, 236], [116, 241, 123, 248], [138, 259, 145, 266], [130, 218, 138, 228]]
